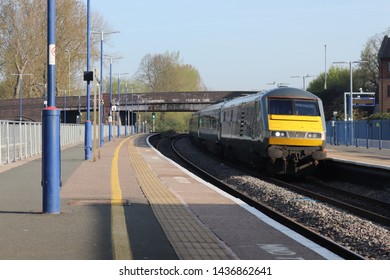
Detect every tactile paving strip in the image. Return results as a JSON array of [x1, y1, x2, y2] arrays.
[[127, 136, 236, 260]]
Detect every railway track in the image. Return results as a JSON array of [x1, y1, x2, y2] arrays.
[[167, 133, 390, 228], [295, 177, 390, 227], [150, 133, 366, 260]]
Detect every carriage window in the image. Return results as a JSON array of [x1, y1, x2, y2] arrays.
[[269, 99, 319, 116]]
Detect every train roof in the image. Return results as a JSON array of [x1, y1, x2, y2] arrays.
[[221, 87, 319, 107], [262, 87, 320, 99], [198, 100, 226, 114], [197, 87, 321, 114], [221, 92, 261, 107]]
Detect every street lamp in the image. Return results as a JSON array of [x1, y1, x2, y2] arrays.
[[137, 95, 141, 133], [92, 31, 120, 147], [12, 73, 32, 121], [125, 84, 129, 136], [131, 89, 135, 134], [290, 74, 315, 91], [144, 98, 149, 133], [58, 90, 69, 123], [333, 60, 367, 145], [104, 55, 121, 141], [85, 0, 92, 160], [332, 61, 367, 122], [42, 0, 60, 214], [115, 72, 130, 138], [266, 81, 289, 87], [36, 83, 47, 107], [324, 44, 327, 90], [65, 49, 70, 124]]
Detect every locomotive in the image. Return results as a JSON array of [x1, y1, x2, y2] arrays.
[[189, 87, 327, 174]]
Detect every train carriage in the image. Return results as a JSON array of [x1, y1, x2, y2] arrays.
[[189, 87, 327, 174]]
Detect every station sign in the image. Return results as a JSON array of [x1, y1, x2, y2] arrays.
[[345, 92, 375, 107]]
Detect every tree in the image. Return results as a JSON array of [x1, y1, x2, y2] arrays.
[[134, 51, 206, 132], [0, 0, 106, 100], [307, 66, 350, 93], [308, 27, 390, 120], [354, 27, 390, 94], [135, 51, 205, 92], [307, 66, 351, 120]]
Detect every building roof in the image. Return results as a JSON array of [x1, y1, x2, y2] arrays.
[[379, 35, 390, 59]]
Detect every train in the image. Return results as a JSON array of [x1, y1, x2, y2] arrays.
[[189, 87, 327, 174]]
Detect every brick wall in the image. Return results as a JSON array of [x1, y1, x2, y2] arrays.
[[379, 58, 390, 113]]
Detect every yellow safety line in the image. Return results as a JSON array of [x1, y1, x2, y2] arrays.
[[111, 137, 133, 260]]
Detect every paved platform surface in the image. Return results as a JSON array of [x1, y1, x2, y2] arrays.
[[326, 145, 390, 170], [0, 134, 349, 260]]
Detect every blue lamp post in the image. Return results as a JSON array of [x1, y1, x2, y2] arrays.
[[131, 90, 134, 134], [42, 0, 60, 214], [104, 56, 120, 141], [115, 72, 130, 138], [125, 84, 128, 136], [84, 0, 92, 160], [93, 31, 119, 147], [108, 57, 113, 141]]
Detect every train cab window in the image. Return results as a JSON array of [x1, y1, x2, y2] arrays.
[[295, 100, 320, 116], [269, 99, 319, 116], [269, 99, 293, 114]]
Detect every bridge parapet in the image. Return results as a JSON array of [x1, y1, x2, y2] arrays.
[[0, 91, 257, 122]]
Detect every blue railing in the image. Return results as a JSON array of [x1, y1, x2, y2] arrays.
[[326, 119, 390, 149]]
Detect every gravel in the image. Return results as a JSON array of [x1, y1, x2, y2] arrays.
[[175, 137, 390, 260]]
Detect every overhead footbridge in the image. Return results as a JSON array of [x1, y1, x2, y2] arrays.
[[0, 91, 257, 123]]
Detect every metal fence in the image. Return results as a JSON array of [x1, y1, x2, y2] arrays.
[[0, 121, 85, 165], [0, 120, 143, 165], [326, 119, 390, 149]]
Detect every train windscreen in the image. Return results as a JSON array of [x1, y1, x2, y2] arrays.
[[269, 99, 320, 116]]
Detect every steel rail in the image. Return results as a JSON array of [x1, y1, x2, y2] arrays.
[[270, 177, 390, 228]]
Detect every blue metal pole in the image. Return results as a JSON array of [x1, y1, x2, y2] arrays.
[[379, 120, 383, 150], [85, 0, 92, 160], [109, 58, 113, 141], [125, 87, 128, 136], [117, 74, 120, 138], [19, 78, 22, 121], [64, 92, 66, 123], [366, 120, 369, 148], [137, 95, 140, 133], [100, 32, 104, 147], [131, 92, 134, 134], [42, 0, 61, 214]]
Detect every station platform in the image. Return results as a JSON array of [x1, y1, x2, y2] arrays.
[[0, 134, 342, 260], [326, 145, 390, 170]]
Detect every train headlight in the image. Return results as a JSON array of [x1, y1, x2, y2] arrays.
[[272, 131, 287, 137], [307, 132, 321, 138]]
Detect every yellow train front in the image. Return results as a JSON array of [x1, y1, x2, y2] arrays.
[[260, 87, 327, 174], [189, 87, 327, 175]]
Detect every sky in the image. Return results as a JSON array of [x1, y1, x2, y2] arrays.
[[91, 0, 390, 91]]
